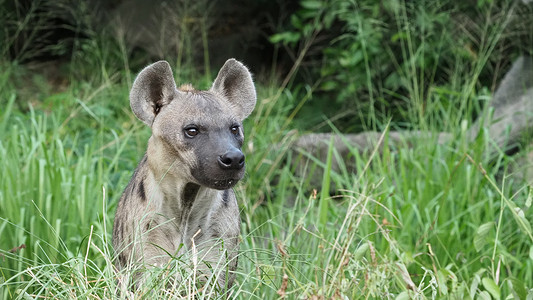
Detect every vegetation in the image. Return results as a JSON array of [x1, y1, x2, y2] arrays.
[[0, 0, 532, 299]]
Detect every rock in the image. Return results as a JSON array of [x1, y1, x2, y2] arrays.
[[289, 56, 533, 189], [289, 131, 451, 189], [469, 56, 533, 152], [509, 142, 533, 185], [491, 56, 533, 110], [479, 88, 533, 151]]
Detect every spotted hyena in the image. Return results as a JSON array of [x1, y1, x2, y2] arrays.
[[112, 59, 256, 289]]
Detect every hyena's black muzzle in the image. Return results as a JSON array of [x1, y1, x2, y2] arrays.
[[190, 128, 246, 190]]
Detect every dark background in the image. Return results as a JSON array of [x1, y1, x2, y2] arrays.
[[2, 0, 532, 132]]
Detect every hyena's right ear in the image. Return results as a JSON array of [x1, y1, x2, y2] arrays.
[[130, 61, 178, 126], [210, 59, 257, 120]]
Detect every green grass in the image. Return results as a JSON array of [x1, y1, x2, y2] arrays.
[[1, 1, 532, 298], [0, 66, 531, 299]]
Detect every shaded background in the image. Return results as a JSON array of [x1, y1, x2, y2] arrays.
[[2, 0, 532, 133]]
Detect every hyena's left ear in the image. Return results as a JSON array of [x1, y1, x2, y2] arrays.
[[210, 59, 257, 120], [130, 60, 178, 126]]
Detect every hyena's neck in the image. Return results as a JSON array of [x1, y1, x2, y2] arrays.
[[143, 155, 221, 238]]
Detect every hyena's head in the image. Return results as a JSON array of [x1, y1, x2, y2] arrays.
[[130, 59, 256, 190]]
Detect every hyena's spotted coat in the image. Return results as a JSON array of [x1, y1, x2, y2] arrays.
[[112, 59, 256, 288]]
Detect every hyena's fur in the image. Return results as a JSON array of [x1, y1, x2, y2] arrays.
[[112, 59, 256, 288]]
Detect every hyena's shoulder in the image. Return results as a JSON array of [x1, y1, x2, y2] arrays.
[[112, 154, 149, 254], [122, 154, 149, 204]]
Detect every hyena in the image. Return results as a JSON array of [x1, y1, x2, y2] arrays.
[[112, 59, 256, 288]]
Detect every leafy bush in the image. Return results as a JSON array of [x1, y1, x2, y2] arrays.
[[271, 0, 528, 131]]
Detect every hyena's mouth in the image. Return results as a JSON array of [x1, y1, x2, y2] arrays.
[[196, 177, 241, 190], [192, 169, 244, 190], [212, 178, 239, 189]]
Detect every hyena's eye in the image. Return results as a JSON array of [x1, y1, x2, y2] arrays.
[[230, 125, 239, 136], [184, 126, 199, 138]]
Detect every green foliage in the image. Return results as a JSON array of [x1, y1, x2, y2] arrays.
[[0, 0, 532, 298], [2, 65, 532, 298], [271, 0, 524, 132]]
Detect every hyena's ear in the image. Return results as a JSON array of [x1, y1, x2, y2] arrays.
[[130, 60, 178, 126], [210, 59, 257, 120]]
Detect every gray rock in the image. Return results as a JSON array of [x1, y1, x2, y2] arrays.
[[290, 56, 533, 189], [509, 142, 533, 185], [289, 131, 451, 189], [491, 56, 533, 110], [481, 89, 533, 149], [470, 56, 533, 152]]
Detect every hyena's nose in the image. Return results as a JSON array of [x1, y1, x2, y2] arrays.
[[218, 150, 245, 170]]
